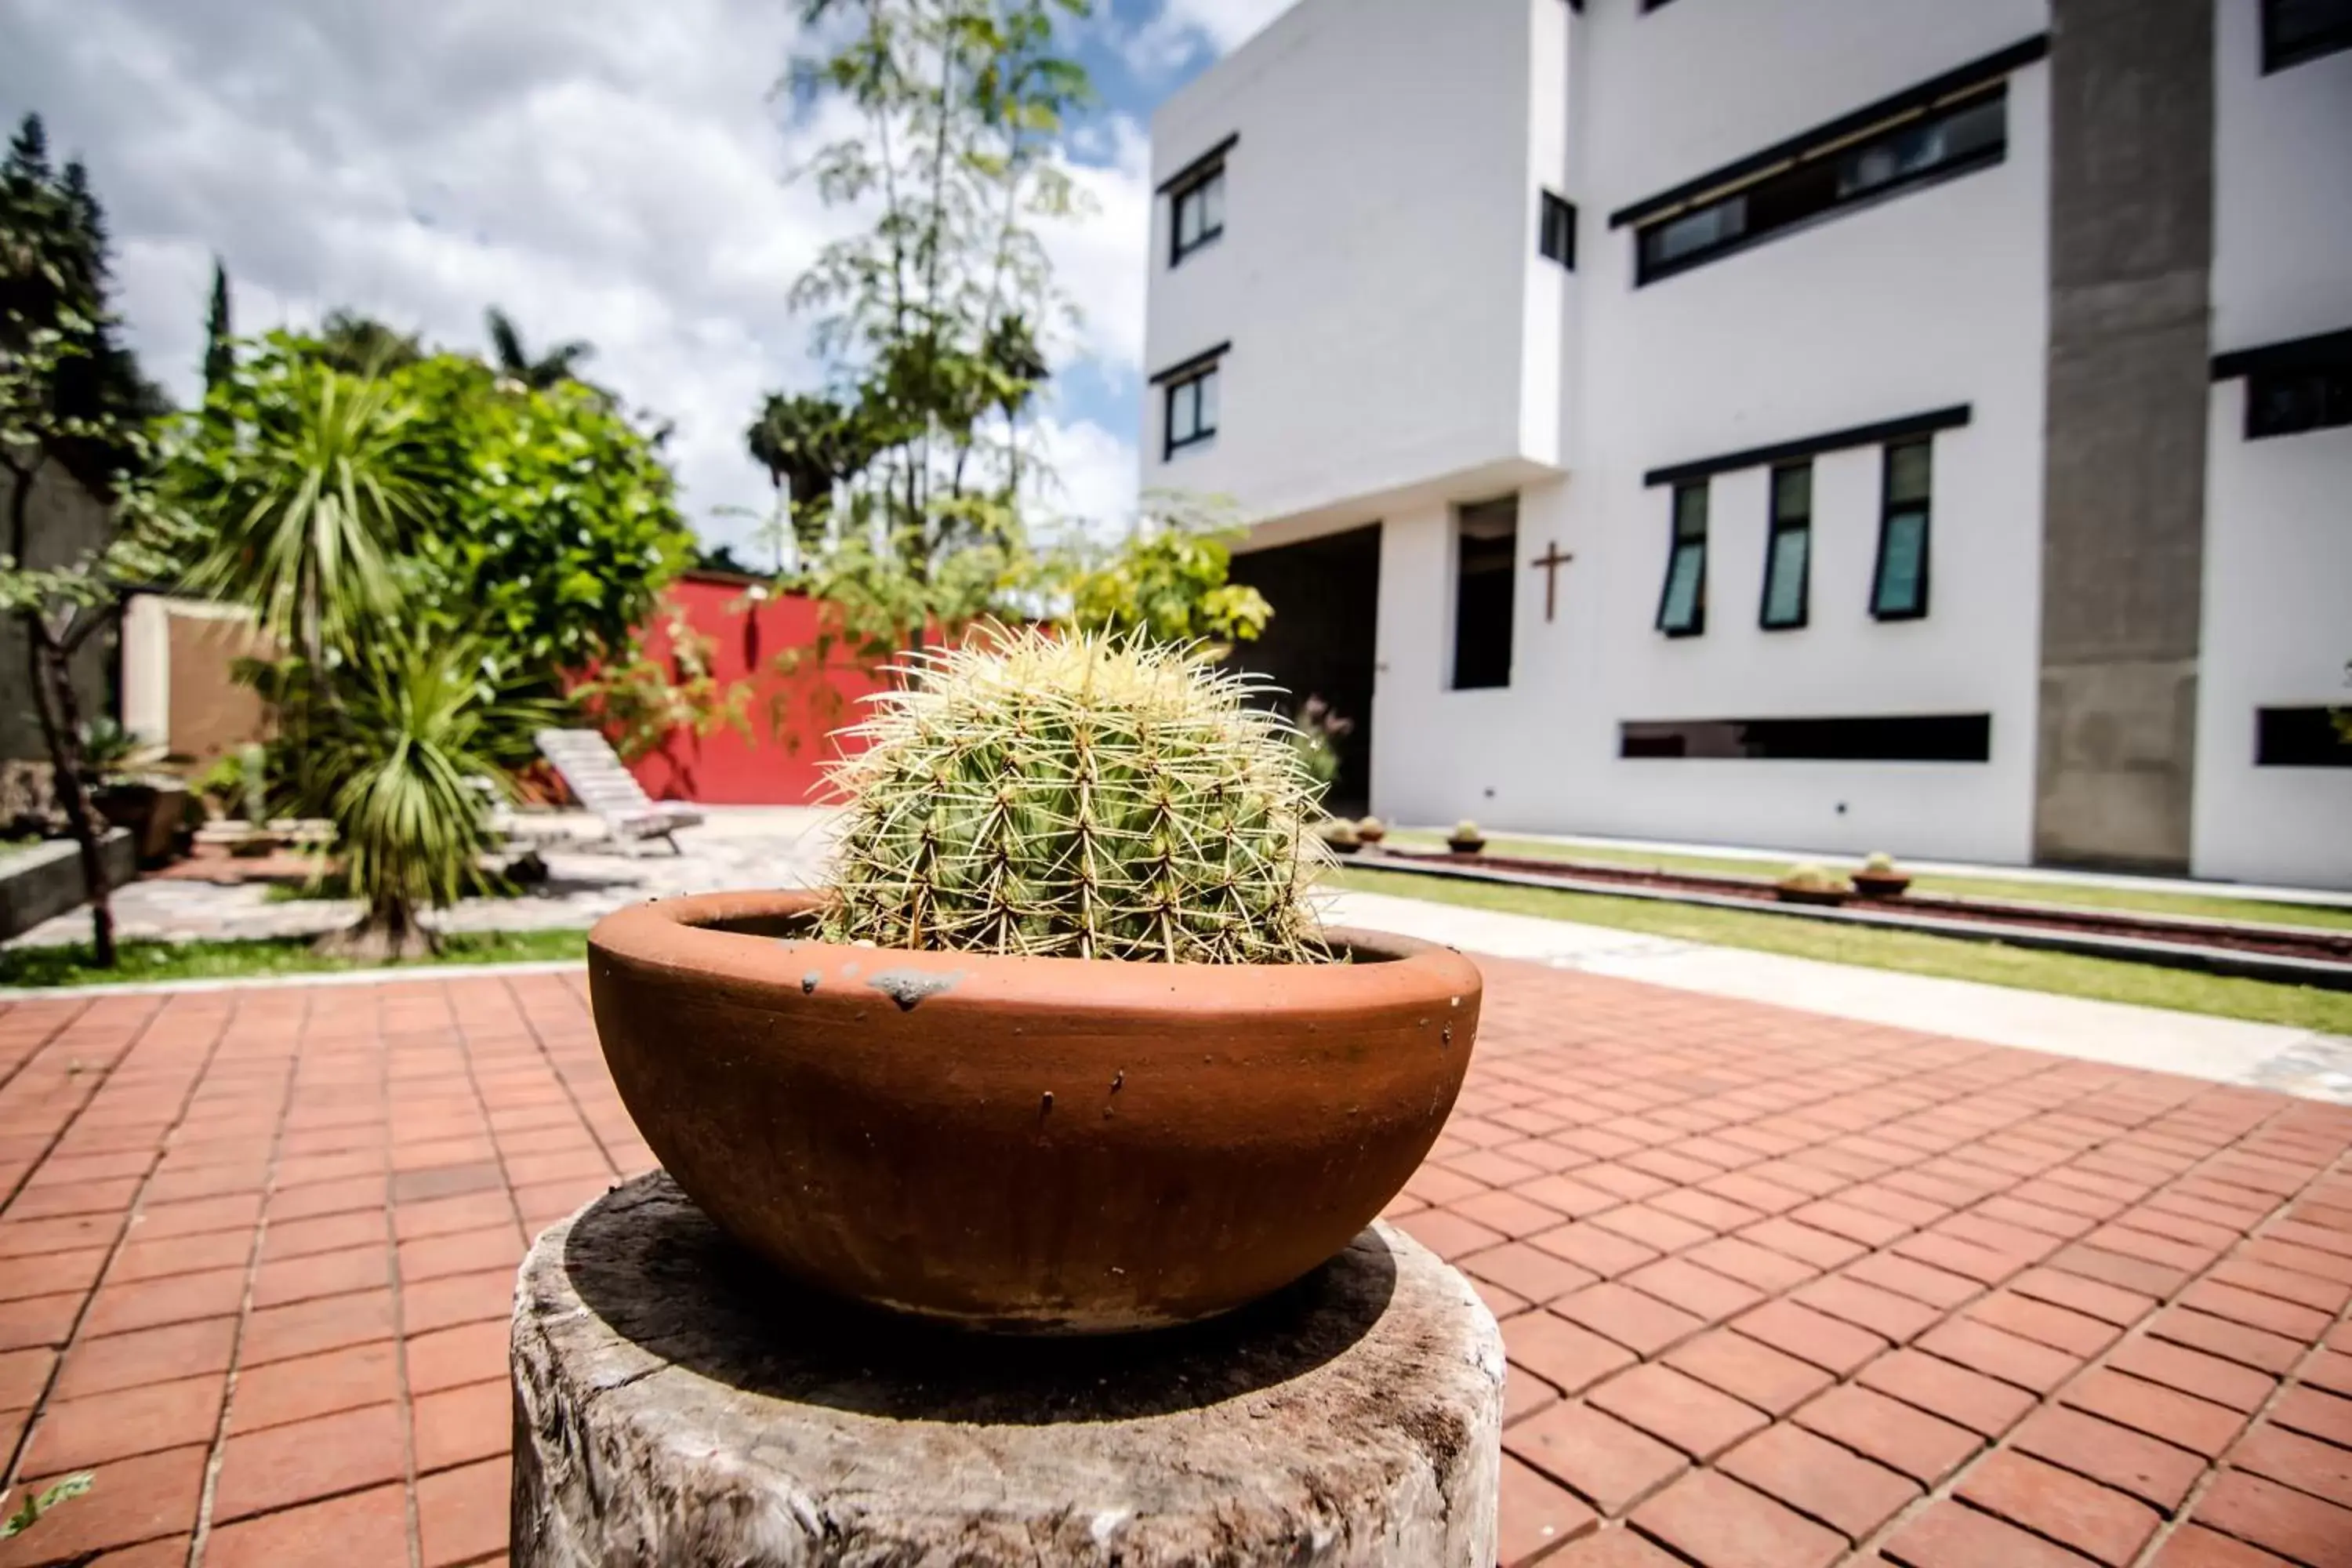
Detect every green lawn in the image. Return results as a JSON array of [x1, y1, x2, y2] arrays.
[[1376, 831, 2352, 933], [0, 927, 590, 990], [1334, 865, 2352, 1036]]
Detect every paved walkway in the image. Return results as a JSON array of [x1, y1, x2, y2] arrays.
[[0, 963, 2347, 1566]]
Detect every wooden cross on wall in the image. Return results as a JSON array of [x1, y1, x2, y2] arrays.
[[1530, 541, 1573, 622]]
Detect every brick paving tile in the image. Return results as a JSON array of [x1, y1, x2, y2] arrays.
[[2009, 1406, 2208, 1512], [1506, 1309, 1640, 1399], [2107, 1335, 2280, 1412], [2149, 1523, 2300, 1568], [1955, 1450, 2161, 1566], [227, 1340, 403, 1435], [2231, 1421, 2352, 1509], [1589, 1363, 1770, 1461], [1664, 1330, 1835, 1417], [1505, 1401, 1690, 1514], [1499, 1453, 1601, 1566], [1791, 1385, 1984, 1486], [2194, 1470, 2352, 1568], [4, 960, 2350, 1568], [204, 1482, 411, 1568], [1715, 1423, 1919, 1541], [418, 1454, 511, 1568], [1880, 1498, 2104, 1568]]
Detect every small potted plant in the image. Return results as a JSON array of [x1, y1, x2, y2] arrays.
[[1774, 862, 1854, 906], [586, 632, 1483, 1334], [1317, 818, 1363, 855], [1355, 815, 1387, 846], [80, 719, 187, 866], [1446, 818, 1486, 855], [1852, 851, 1911, 898]]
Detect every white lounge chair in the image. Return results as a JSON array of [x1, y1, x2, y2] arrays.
[[533, 729, 703, 855]]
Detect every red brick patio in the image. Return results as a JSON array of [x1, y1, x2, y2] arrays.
[[0, 960, 2347, 1567]]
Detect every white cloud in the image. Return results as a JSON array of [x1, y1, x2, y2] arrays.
[[2, 0, 1155, 553], [1118, 0, 1300, 81]]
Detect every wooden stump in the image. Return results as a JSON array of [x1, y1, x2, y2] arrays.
[[511, 1171, 1504, 1566]]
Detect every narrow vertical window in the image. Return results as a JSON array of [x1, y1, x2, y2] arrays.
[[1539, 191, 1577, 270], [1656, 481, 1708, 636], [1171, 165, 1225, 266], [1871, 438, 1933, 619], [1759, 463, 1812, 630], [2263, 0, 2352, 71], [1163, 363, 1219, 459], [1451, 495, 1517, 690]]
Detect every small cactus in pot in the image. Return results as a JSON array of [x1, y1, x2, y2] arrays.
[[1317, 818, 1363, 855], [1354, 815, 1387, 845], [823, 629, 1334, 964], [1852, 851, 1911, 898], [1446, 818, 1486, 855], [1774, 862, 1854, 906]]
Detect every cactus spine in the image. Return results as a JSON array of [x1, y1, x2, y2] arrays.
[[821, 630, 1334, 964]]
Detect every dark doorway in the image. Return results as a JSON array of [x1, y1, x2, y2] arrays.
[[1451, 495, 1517, 690], [1225, 523, 1382, 816]]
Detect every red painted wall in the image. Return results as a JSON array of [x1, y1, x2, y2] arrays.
[[618, 574, 887, 805]]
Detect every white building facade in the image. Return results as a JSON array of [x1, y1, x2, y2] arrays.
[[1141, 0, 2352, 887]]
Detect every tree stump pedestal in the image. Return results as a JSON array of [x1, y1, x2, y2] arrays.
[[510, 1172, 1504, 1566]]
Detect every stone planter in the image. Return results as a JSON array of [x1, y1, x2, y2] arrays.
[[93, 781, 189, 866], [586, 889, 1483, 1333], [0, 831, 136, 941]]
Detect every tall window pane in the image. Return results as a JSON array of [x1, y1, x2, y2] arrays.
[[1171, 166, 1225, 265], [1452, 495, 1516, 690], [1871, 438, 1932, 619], [1657, 481, 1708, 636], [1760, 463, 1811, 630], [1164, 364, 1219, 458]]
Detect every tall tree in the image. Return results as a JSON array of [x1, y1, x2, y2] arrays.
[[2, 115, 188, 967], [311, 309, 423, 377], [485, 306, 593, 391], [744, 0, 1093, 667], [201, 258, 233, 393]]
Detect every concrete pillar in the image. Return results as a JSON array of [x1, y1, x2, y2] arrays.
[[2034, 0, 2216, 873]]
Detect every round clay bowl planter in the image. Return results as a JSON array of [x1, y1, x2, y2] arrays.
[[1446, 838, 1486, 857], [586, 889, 1483, 1334], [1852, 872, 1911, 898], [1773, 885, 1853, 907]]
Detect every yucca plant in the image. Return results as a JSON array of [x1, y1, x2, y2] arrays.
[[304, 635, 556, 960], [822, 628, 1333, 964]]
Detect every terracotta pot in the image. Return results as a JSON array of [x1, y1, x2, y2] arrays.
[[1851, 872, 1911, 898], [1773, 884, 1852, 907], [1446, 837, 1486, 856], [587, 889, 1483, 1334]]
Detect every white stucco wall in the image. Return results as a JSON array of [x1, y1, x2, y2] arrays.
[[1142, 0, 1552, 520], [1363, 5, 2053, 864], [2193, 3, 2352, 887]]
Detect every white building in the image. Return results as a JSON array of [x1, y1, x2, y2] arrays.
[[1140, 0, 2352, 887]]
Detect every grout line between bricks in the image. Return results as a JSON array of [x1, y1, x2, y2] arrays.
[[184, 985, 310, 1568]]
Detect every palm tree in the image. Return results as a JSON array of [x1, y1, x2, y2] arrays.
[[745, 390, 880, 558], [306, 634, 557, 960], [485, 306, 593, 390], [178, 362, 430, 676], [312, 310, 424, 377]]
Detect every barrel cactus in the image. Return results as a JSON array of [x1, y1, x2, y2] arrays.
[[821, 630, 1334, 964]]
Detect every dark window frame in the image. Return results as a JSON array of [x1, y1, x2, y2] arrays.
[[1162, 364, 1218, 459], [1632, 84, 2009, 285], [1871, 437, 1934, 621], [1643, 404, 1970, 488], [1619, 713, 1991, 763], [2212, 327, 2352, 441], [1656, 481, 1709, 638], [2263, 0, 2352, 72], [2256, 707, 2352, 767], [1759, 463, 1812, 631], [1169, 165, 1225, 267], [1539, 191, 1577, 270], [1450, 495, 1519, 691]]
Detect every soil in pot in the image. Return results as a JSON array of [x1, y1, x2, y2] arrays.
[[587, 889, 1483, 1334]]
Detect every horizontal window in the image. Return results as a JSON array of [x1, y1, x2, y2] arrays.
[[1621, 713, 1991, 762], [2248, 365, 2352, 438], [1635, 85, 2006, 283], [2256, 707, 2352, 767], [2265, 0, 2352, 71]]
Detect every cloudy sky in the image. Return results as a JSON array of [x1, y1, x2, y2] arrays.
[[0, 0, 1297, 555]]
